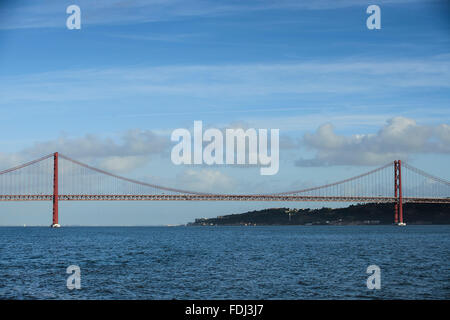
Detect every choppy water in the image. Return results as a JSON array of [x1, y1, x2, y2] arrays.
[[0, 225, 449, 299]]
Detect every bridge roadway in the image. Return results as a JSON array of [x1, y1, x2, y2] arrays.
[[0, 194, 449, 203]]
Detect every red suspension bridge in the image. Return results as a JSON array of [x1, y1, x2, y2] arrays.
[[0, 152, 449, 227]]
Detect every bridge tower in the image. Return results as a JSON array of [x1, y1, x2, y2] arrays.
[[51, 152, 60, 228], [394, 160, 405, 226]]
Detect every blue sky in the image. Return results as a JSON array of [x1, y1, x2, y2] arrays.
[[0, 0, 449, 225]]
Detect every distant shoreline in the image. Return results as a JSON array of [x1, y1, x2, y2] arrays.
[[187, 203, 450, 226], [2, 203, 449, 227], [1, 224, 450, 227], [2, 224, 450, 227]]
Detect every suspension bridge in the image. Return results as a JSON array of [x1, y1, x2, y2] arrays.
[[0, 152, 449, 227]]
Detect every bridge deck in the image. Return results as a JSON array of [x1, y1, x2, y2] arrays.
[[0, 194, 449, 203]]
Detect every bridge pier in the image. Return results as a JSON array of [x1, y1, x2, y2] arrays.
[[51, 152, 60, 228], [394, 161, 398, 224], [394, 160, 405, 226]]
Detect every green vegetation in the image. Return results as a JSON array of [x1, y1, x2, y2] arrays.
[[188, 203, 450, 226]]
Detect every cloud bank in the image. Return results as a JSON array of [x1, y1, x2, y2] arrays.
[[177, 169, 236, 193], [296, 117, 450, 166], [0, 130, 169, 174], [1, 117, 449, 174]]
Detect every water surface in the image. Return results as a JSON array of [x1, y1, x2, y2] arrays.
[[0, 225, 449, 299]]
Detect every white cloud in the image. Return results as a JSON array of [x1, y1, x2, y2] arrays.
[[23, 129, 168, 159], [2, 117, 449, 176], [177, 169, 236, 193], [99, 155, 150, 173], [0, 152, 25, 172], [0, 130, 170, 174], [435, 124, 450, 152], [296, 117, 450, 166]]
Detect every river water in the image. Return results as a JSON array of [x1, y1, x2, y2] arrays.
[[0, 225, 449, 299]]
